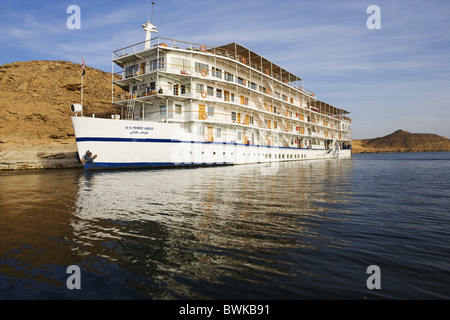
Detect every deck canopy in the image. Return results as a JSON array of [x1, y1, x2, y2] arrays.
[[214, 42, 303, 84], [309, 100, 350, 116]]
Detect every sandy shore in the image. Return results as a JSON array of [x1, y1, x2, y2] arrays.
[[0, 139, 82, 171]]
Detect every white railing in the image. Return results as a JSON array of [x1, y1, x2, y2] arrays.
[[113, 37, 316, 97]]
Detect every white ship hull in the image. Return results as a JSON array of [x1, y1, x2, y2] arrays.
[[72, 117, 350, 171]]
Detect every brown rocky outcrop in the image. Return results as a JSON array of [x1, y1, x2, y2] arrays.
[[0, 60, 121, 170], [352, 130, 450, 154]]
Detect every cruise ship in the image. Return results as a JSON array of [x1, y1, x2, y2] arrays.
[[71, 20, 352, 170]]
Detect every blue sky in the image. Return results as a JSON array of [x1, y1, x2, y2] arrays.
[[1, 0, 449, 139]]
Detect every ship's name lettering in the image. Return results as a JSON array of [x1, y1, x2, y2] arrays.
[[125, 126, 154, 130]]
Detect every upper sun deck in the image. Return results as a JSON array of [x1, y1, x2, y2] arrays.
[[112, 37, 315, 97]]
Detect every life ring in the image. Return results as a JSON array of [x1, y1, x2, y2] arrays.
[[266, 69, 270, 76], [201, 70, 207, 77], [204, 135, 209, 141], [202, 113, 208, 120], [268, 141, 271, 146], [285, 111, 289, 117], [266, 88, 270, 94], [200, 45, 207, 52], [201, 91, 207, 98], [242, 57, 247, 64], [266, 106, 271, 112]]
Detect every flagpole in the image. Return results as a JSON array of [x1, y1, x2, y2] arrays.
[[81, 59, 85, 116], [81, 72, 83, 116]]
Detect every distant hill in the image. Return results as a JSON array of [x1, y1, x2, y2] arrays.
[[353, 130, 450, 153], [0, 60, 120, 143]]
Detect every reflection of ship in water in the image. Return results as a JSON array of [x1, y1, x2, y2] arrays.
[[71, 160, 353, 298]]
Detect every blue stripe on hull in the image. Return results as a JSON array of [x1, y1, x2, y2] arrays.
[[83, 162, 234, 171], [76, 137, 315, 150]]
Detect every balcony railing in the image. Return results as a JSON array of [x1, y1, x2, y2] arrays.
[[113, 37, 316, 98]]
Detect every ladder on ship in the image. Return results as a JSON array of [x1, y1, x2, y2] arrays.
[[126, 98, 136, 120], [281, 134, 290, 147]]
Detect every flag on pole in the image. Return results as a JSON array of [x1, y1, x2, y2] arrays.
[[81, 59, 85, 76]]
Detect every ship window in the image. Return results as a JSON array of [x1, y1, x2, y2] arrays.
[[216, 89, 222, 99], [250, 82, 257, 90], [231, 112, 237, 122], [207, 86, 214, 96], [195, 62, 209, 74], [158, 57, 165, 69], [175, 104, 182, 114], [125, 64, 138, 78], [172, 58, 190, 71], [216, 128, 222, 138], [207, 106, 215, 117], [197, 126, 205, 134], [237, 131, 242, 140], [212, 67, 222, 79], [226, 72, 234, 82], [149, 57, 165, 71], [160, 106, 166, 115], [196, 84, 204, 94], [224, 90, 230, 102], [150, 59, 157, 71], [231, 93, 235, 102], [237, 77, 244, 85]]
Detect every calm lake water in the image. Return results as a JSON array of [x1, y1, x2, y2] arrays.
[[0, 152, 449, 300]]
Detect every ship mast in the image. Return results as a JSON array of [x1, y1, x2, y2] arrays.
[[143, 2, 158, 49]]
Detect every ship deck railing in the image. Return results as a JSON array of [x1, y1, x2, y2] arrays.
[[113, 37, 316, 98], [113, 87, 351, 125]]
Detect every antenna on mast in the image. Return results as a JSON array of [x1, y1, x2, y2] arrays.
[[151, 2, 155, 24], [143, 1, 158, 49]]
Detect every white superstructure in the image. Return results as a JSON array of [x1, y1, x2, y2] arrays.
[[71, 22, 352, 170]]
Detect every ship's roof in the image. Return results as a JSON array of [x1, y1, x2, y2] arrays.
[[310, 100, 350, 115], [215, 42, 303, 83]]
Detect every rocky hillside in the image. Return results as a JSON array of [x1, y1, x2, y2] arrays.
[[353, 130, 450, 153], [0, 60, 119, 143]]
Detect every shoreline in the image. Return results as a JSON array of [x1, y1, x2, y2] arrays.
[[1, 138, 448, 171], [0, 139, 82, 171]]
